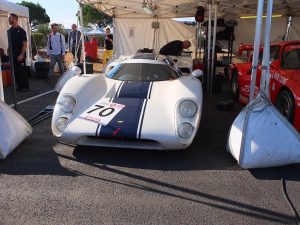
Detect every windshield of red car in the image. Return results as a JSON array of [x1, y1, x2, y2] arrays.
[[281, 45, 300, 70], [106, 63, 180, 81]]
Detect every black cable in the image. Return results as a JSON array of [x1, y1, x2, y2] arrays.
[[281, 178, 300, 225]]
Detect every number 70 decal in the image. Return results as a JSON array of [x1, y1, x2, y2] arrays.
[[80, 101, 125, 125]]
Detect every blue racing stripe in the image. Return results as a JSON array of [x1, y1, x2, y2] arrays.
[[118, 82, 151, 99], [99, 98, 145, 139], [99, 81, 152, 139]]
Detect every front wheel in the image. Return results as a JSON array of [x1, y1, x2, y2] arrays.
[[275, 90, 295, 124], [231, 70, 239, 100]]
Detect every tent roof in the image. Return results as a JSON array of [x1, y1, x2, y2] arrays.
[[79, 0, 300, 19], [85, 27, 105, 35], [0, 0, 29, 18]]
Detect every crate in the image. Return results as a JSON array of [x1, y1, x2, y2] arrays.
[[1, 64, 12, 86], [35, 62, 50, 79], [76, 63, 93, 74]]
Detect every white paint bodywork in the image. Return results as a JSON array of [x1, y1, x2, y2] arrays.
[[52, 60, 203, 150]]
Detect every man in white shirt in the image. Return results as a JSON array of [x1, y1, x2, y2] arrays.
[[46, 23, 66, 82]]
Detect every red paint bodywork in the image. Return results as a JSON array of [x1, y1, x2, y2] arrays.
[[230, 40, 300, 132]]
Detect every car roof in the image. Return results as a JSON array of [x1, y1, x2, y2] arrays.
[[272, 40, 300, 47], [131, 53, 157, 60], [129, 53, 172, 61], [121, 58, 167, 65]]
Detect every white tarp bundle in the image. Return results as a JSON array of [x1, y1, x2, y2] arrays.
[[227, 93, 300, 169], [114, 18, 195, 57], [55, 66, 82, 93], [0, 100, 32, 159]]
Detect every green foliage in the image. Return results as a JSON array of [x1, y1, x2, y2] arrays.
[[31, 32, 45, 52], [35, 23, 50, 37], [18, 1, 50, 30], [82, 5, 112, 28]]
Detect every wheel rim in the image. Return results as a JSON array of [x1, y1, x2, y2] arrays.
[[277, 95, 291, 119]]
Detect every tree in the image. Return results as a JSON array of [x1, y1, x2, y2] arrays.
[[18, 1, 50, 30], [82, 5, 112, 28]]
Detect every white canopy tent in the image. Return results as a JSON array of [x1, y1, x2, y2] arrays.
[[79, 0, 300, 53], [0, 0, 31, 65], [0, 0, 32, 102]]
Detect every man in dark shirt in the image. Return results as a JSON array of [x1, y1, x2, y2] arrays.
[[68, 24, 81, 63], [159, 40, 191, 56], [103, 27, 113, 67], [8, 13, 29, 91]]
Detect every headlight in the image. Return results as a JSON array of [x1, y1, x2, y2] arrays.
[[178, 123, 194, 138], [56, 117, 69, 132], [179, 100, 197, 118], [57, 95, 76, 113]]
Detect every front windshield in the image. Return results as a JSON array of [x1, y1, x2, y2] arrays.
[[106, 63, 180, 81], [281, 48, 300, 69]]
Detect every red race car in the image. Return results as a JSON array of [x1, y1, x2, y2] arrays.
[[230, 40, 300, 132]]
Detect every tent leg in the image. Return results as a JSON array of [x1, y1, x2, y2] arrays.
[[206, 2, 212, 95], [7, 30, 18, 110], [249, 0, 264, 102], [79, 3, 86, 75], [260, 0, 273, 98], [0, 59, 4, 102], [210, 3, 218, 95]]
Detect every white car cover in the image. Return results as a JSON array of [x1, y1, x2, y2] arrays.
[[55, 66, 82, 93], [227, 92, 300, 169], [0, 101, 32, 159]]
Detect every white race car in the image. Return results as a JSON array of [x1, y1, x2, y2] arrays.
[[52, 54, 203, 150]]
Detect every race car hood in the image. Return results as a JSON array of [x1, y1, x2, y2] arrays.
[[62, 77, 202, 143]]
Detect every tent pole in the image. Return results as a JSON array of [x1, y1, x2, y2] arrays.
[[0, 58, 4, 102], [79, 2, 86, 75], [249, 0, 264, 102], [210, 3, 218, 95], [260, 0, 273, 98], [196, 23, 199, 58], [207, 1, 212, 95], [284, 16, 292, 41], [196, 22, 202, 59], [7, 30, 18, 110], [199, 22, 202, 60]]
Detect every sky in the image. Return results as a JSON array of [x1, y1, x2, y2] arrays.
[[8, 0, 79, 29]]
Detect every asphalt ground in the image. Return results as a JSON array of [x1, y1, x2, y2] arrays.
[[0, 74, 300, 225]]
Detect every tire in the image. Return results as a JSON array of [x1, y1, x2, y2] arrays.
[[231, 70, 239, 100], [275, 90, 295, 124]]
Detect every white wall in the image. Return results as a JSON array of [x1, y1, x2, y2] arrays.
[[114, 18, 195, 57], [234, 16, 300, 52]]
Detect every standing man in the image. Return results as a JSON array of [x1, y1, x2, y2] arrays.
[[103, 27, 113, 67], [68, 24, 81, 63], [46, 23, 66, 82], [159, 40, 191, 56], [8, 13, 29, 92]]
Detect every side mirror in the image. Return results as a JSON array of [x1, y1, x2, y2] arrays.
[[191, 69, 203, 78]]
